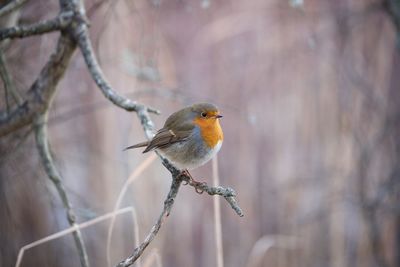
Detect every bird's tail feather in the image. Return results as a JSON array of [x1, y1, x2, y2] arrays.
[[124, 141, 149, 151]]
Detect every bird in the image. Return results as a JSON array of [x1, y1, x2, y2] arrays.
[[125, 103, 223, 188]]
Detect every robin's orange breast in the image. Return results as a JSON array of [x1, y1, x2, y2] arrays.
[[193, 117, 224, 148]]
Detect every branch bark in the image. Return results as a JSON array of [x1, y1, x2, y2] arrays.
[[0, 33, 76, 137], [115, 176, 183, 267], [0, 12, 74, 41], [72, 22, 160, 114], [0, 0, 28, 17], [0, 1, 243, 267], [115, 155, 243, 267]]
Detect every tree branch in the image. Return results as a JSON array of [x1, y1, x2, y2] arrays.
[[115, 176, 183, 267], [0, 11, 74, 41], [115, 154, 243, 267], [191, 182, 244, 217], [71, 23, 160, 114], [0, 33, 76, 137], [0, 1, 243, 266], [34, 113, 89, 267], [0, 0, 28, 17]]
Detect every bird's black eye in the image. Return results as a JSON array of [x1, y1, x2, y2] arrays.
[[201, 112, 207, 118]]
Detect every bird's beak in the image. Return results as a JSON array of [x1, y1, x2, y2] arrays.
[[215, 114, 223, 119]]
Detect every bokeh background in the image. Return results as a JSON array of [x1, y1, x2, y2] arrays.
[[1, 0, 399, 267]]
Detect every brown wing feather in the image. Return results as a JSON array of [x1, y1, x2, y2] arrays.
[[125, 110, 195, 153], [142, 127, 192, 153], [124, 141, 149, 151]]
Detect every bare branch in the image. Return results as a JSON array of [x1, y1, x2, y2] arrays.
[[71, 23, 160, 114], [115, 147, 243, 267], [182, 175, 244, 217], [0, 1, 243, 266], [0, 11, 74, 41], [0, 0, 28, 17], [0, 33, 76, 137], [116, 153, 244, 267], [34, 113, 89, 267]]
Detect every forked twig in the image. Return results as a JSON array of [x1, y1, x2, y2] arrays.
[[0, 11, 74, 41]]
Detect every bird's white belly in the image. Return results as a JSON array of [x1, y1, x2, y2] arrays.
[[158, 140, 222, 170]]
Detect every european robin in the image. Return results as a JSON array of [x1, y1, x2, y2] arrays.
[[125, 103, 223, 186]]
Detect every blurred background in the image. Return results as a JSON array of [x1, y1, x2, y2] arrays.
[[1, 0, 399, 266]]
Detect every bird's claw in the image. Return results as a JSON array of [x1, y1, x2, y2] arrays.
[[192, 181, 207, 194], [178, 169, 207, 194]]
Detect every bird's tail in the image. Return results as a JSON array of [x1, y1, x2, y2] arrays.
[[124, 141, 149, 151]]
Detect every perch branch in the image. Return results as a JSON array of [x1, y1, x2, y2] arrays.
[[34, 113, 89, 267], [181, 175, 244, 217], [0, 0, 28, 17], [115, 176, 183, 267], [115, 156, 243, 267], [0, 11, 74, 41]]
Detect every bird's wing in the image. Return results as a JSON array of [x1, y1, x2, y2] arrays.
[[142, 127, 193, 153], [124, 141, 149, 151]]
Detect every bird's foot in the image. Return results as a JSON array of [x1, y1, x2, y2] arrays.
[[179, 169, 207, 194]]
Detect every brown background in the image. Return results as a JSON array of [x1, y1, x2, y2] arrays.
[[1, 0, 399, 267]]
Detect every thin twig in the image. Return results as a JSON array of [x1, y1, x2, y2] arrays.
[[115, 176, 183, 267], [115, 152, 243, 267], [0, 1, 243, 266], [182, 175, 244, 217], [0, 0, 28, 17], [71, 23, 160, 114], [0, 11, 74, 41], [34, 113, 89, 267], [106, 154, 157, 267]]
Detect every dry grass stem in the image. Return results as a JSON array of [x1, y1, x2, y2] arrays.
[[212, 156, 224, 267], [142, 249, 162, 267], [245, 235, 298, 267], [15, 207, 136, 267], [106, 154, 157, 266]]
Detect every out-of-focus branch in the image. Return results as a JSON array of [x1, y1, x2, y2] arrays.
[[0, 0, 27, 17], [34, 113, 89, 267], [0, 33, 76, 137], [383, 0, 400, 44], [0, 11, 74, 41], [71, 23, 160, 114], [0, 50, 22, 105]]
